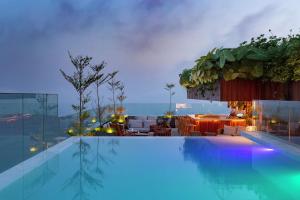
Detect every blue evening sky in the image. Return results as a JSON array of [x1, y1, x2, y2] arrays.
[[1, 0, 300, 114]]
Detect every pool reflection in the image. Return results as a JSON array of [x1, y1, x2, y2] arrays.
[[1, 137, 300, 200], [62, 138, 120, 200], [182, 137, 298, 200]]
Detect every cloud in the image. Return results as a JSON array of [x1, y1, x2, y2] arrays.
[[1, 0, 300, 115], [223, 4, 278, 47]]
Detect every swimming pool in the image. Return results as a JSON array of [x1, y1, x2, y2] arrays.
[[0, 136, 299, 200]]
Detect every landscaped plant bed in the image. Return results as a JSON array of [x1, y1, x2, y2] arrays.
[[180, 32, 300, 101]]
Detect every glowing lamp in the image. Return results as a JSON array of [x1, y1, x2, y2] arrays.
[[91, 118, 97, 123], [118, 119, 124, 123], [271, 119, 277, 124], [265, 148, 274, 151], [95, 127, 101, 132], [236, 113, 244, 118], [30, 147, 37, 152], [68, 129, 74, 134], [246, 126, 257, 132], [262, 148, 274, 152], [106, 128, 114, 134], [111, 114, 115, 118], [165, 114, 172, 119]]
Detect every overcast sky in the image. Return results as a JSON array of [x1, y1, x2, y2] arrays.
[[1, 0, 300, 115]]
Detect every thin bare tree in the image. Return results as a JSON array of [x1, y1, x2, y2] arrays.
[[117, 83, 126, 108], [60, 52, 102, 135], [165, 83, 175, 115], [91, 63, 117, 125], [107, 73, 120, 115]]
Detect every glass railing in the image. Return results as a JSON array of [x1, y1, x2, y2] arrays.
[[0, 93, 63, 173], [253, 100, 300, 146], [59, 102, 231, 131], [86, 102, 230, 117]]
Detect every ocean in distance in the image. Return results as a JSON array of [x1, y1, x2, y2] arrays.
[[123, 102, 230, 116]]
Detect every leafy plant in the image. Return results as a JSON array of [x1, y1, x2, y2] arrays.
[[293, 66, 300, 81], [179, 31, 300, 94], [179, 69, 196, 88]]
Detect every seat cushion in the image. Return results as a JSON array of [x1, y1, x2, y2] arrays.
[[134, 127, 150, 133], [128, 119, 143, 128], [143, 120, 157, 129], [224, 125, 237, 136], [237, 126, 246, 135]]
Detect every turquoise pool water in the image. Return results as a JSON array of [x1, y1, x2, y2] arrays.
[[0, 137, 299, 200]]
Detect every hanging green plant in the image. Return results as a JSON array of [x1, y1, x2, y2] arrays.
[[265, 64, 292, 83], [293, 66, 300, 81], [179, 31, 300, 91], [191, 68, 219, 85], [179, 69, 196, 88]]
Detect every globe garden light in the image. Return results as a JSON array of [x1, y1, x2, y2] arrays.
[[91, 118, 97, 123], [165, 114, 172, 119], [118, 118, 124, 123], [30, 147, 38, 153], [106, 128, 114, 134], [68, 129, 74, 134], [95, 127, 101, 132]]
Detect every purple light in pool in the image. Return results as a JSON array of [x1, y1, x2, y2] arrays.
[[261, 148, 274, 152]]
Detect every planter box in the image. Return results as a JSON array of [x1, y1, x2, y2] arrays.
[[290, 81, 300, 101], [220, 79, 288, 101], [220, 79, 259, 101], [187, 82, 220, 101], [188, 79, 290, 101]]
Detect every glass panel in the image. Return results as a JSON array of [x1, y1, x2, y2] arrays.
[[0, 93, 60, 174], [0, 94, 23, 173], [123, 102, 230, 116], [44, 94, 61, 148], [289, 106, 300, 145], [23, 94, 45, 159], [253, 100, 300, 146]]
